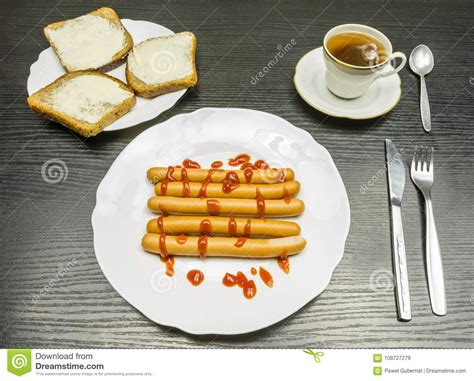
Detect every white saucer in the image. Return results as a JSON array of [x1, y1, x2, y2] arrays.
[[294, 47, 402, 119]]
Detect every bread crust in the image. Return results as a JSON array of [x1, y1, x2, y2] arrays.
[[44, 7, 133, 72], [27, 71, 136, 137], [126, 32, 198, 98]]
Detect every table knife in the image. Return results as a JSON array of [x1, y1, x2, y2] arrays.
[[385, 139, 412, 321]]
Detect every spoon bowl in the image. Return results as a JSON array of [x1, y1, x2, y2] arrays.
[[409, 44, 434, 76]]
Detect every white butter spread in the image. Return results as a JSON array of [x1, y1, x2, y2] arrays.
[[49, 75, 132, 124], [128, 33, 194, 85], [47, 15, 126, 71]]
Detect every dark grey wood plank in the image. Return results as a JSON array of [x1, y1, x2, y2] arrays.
[[1, 0, 473, 348]]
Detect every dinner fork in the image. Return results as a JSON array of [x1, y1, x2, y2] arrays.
[[411, 146, 447, 316]]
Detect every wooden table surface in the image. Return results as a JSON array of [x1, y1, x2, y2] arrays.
[[1, 0, 473, 348]]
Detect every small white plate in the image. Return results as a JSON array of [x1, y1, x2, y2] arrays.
[[92, 108, 350, 335], [294, 47, 402, 119], [27, 19, 186, 132]]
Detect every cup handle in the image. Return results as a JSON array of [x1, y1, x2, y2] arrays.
[[376, 51, 407, 78]]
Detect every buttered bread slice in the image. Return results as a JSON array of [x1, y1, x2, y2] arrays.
[[126, 32, 197, 98], [44, 7, 133, 72], [27, 71, 136, 137]]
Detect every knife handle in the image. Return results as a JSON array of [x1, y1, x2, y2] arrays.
[[390, 204, 412, 321]]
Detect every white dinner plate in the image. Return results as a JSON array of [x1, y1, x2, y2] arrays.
[[294, 47, 402, 119], [92, 108, 350, 335], [27, 19, 186, 132]]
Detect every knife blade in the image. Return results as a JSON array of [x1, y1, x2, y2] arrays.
[[385, 139, 412, 321]]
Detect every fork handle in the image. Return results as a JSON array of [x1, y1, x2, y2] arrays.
[[390, 204, 412, 321], [425, 196, 447, 316]]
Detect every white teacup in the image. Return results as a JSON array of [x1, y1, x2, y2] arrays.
[[323, 24, 406, 99]]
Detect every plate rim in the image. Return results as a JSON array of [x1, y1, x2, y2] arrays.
[[294, 47, 402, 120], [91, 107, 351, 335]]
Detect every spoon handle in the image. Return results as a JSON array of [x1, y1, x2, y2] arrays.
[[420, 75, 431, 132]]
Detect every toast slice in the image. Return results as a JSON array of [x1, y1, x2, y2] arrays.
[[44, 7, 133, 72], [27, 71, 136, 137], [126, 32, 197, 98]]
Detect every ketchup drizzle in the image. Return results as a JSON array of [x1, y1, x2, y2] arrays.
[[259, 266, 274, 288], [158, 233, 168, 257], [207, 199, 221, 215], [211, 161, 223, 169], [256, 188, 266, 218], [254, 159, 270, 169], [157, 215, 164, 233], [181, 168, 191, 197], [160, 166, 175, 195], [197, 235, 208, 259], [234, 237, 247, 248], [222, 171, 240, 193], [222, 271, 257, 299], [199, 219, 212, 235], [277, 251, 290, 274], [229, 154, 251, 166], [244, 167, 253, 183], [243, 219, 251, 237], [182, 159, 201, 169], [160, 255, 175, 276], [228, 217, 237, 237]]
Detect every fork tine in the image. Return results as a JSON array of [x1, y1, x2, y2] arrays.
[[417, 146, 423, 172], [428, 147, 434, 173], [422, 146, 429, 172], [420, 146, 425, 171]]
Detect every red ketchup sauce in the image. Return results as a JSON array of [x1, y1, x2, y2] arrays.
[[277, 251, 290, 274], [175, 235, 187, 244], [244, 167, 253, 183], [228, 217, 237, 237], [259, 267, 274, 288], [243, 219, 251, 236], [198, 235, 208, 259], [229, 154, 251, 166], [160, 255, 175, 277], [255, 188, 265, 218], [250, 267, 257, 276], [234, 237, 247, 247], [211, 161, 223, 169], [160, 166, 175, 195], [207, 199, 221, 215], [182, 159, 201, 169], [222, 271, 257, 300], [254, 159, 270, 169], [200, 219, 212, 235], [187, 270, 204, 286], [222, 171, 240, 193]]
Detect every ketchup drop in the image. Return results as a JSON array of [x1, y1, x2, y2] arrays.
[[187, 269, 204, 286]]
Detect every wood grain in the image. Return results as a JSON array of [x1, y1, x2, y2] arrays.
[[0, 0, 473, 348]]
